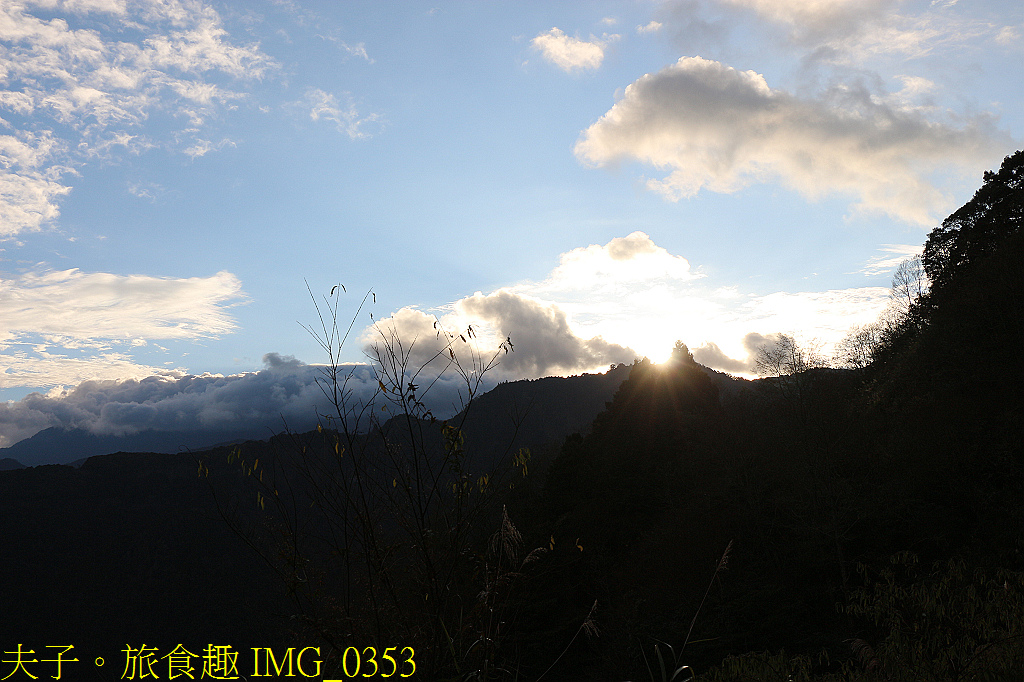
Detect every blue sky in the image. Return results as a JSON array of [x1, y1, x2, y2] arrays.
[[1, 0, 1021, 446]]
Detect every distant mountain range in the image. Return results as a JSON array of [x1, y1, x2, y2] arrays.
[[0, 363, 747, 469], [0, 425, 274, 468]]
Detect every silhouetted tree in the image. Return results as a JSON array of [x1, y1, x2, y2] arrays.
[[923, 149, 1024, 295]]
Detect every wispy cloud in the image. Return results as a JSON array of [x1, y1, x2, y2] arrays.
[[301, 88, 382, 139], [856, 244, 922, 276], [182, 137, 237, 159], [0, 351, 169, 398], [0, 268, 247, 389], [718, 0, 898, 45], [531, 28, 618, 73], [575, 56, 1010, 225], [839, 10, 997, 62], [693, 0, 1014, 64], [995, 25, 1021, 47]]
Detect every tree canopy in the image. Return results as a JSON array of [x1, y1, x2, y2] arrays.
[[923, 149, 1024, 295]]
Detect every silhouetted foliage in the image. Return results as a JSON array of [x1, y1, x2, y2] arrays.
[[923, 150, 1024, 295]]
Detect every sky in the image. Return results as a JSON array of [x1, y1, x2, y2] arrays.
[[1, 0, 1021, 448]]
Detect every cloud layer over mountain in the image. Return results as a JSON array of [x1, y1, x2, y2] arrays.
[[0, 350, 496, 450]]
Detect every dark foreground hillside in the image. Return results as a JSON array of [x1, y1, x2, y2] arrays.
[[0, 450, 291, 669], [0, 367, 634, 680], [2, 152, 1023, 681]]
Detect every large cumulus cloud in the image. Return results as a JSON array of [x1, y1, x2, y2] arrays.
[[457, 290, 635, 377], [364, 290, 636, 384], [574, 55, 1008, 225]]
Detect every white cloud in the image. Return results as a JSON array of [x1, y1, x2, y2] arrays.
[[0, 268, 244, 343], [339, 40, 373, 62], [840, 11, 995, 61], [0, 0, 278, 235], [456, 291, 635, 377], [637, 21, 663, 34], [660, 0, 1013, 67], [303, 87, 381, 139], [719, 0, 898, 39], [891, 75, 936, 102], [0, 167, 73, 236], [142, 15, 274, 78], [710, 0, 985, 61], [740, 287, 891, 339], [0, 129, 73, 236], [0, 268, 247, 389], [995, 25, 1021, 47], [693, 331, 794, 374], [516, 234, 891, 371], [531, 28, 617, 72], [0, 351, 169, 396], [857, 243, 922, 276], [574, 56, 1009, 225], [538, 231, 703, 293], [126, 181, 165, 201], [182, 137, 235, 159], [358, 236, 693, 381], [364, 232, 894, 381], [363, 291, 635, 382]]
